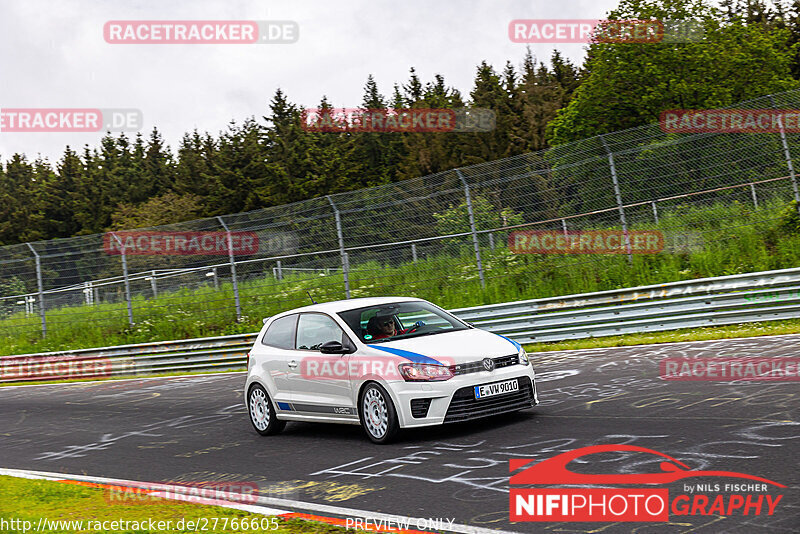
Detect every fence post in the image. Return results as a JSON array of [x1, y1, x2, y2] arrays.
[[326, 195, 350, 299], [651, 201, 659, 224], [211, 267, 219, 290], [25, 243, 47, 338], [110, 233, 134, 327], [411, 243, 418, 262], [216, 216, 242, 321], [600, 135, 632, 262], [83, 281, 94, 305], [455, 169, 486, 289], [488, 233, 495, 250], [275, 261, 282, 281], [770, 95, 800, 211], [561, 219, 568, 237], [750, 183, 759, 209], [149, 270, 158, 297]]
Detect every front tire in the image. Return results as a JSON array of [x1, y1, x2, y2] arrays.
[[248, 384, 286, 436], [359, 382, 399, 444]]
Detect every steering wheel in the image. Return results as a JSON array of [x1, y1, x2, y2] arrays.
[[405, 320, 425, 334]]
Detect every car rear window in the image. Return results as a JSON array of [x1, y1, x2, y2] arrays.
[[261, 314, 298, 349]]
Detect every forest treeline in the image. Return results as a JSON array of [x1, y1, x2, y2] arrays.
[[1, 0, 800, 246]]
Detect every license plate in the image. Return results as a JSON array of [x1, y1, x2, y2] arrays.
[[474, 379, 519, 399]]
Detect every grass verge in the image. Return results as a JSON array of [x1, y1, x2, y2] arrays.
[[0, 475, 350, 534]]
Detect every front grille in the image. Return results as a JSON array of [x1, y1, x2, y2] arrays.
[[410, 398, 432, 418], [444, 376, 534, 423], [450, 354, 519, 375]]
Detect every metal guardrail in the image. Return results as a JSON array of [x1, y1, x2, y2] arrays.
[[453, 266, 800, 343], [2, 266, 800, 383], [0, 334, 256, 383]]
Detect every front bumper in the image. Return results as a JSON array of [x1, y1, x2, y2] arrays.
[[443, 375, 536, 423], [393, 365, 538, 428]]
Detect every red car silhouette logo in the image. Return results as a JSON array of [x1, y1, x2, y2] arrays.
[[510, 444, 785, 487]]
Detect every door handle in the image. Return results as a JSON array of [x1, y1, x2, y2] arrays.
[[287, 360, 298, 369]]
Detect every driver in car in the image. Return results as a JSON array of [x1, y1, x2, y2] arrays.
[[366, 313, 424, 340], [367, 315, 399, 340]]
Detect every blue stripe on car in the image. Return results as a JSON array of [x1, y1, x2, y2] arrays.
[[367, 345, 443, 365], [495, 333, 522, 351], [277, 402, 292, 411]]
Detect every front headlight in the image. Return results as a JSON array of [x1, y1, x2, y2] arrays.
[[518, 347, 529, 366], [398, 363, 454, 382]]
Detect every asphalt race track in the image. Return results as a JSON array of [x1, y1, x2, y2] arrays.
[[1, 334, 798, 533]]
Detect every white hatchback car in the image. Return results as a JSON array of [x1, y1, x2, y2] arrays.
[[244, 297, 538, 443]]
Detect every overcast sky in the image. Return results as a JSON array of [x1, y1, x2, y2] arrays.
[[0, 0, 621, 163]]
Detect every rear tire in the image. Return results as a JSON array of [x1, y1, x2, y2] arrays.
[[359, 382, 399, 444], [248, 384, 286, 436]]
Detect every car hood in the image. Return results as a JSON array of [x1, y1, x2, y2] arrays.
[[363, 328, 520, 365]]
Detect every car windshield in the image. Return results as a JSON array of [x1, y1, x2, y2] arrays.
[[337, 301, 469, 344]]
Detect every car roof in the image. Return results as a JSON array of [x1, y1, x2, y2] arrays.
[[271, 296, 427, 318]]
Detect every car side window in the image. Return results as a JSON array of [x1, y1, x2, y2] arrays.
[[296, 313, 346, 350], [261, 314, 298, 349]]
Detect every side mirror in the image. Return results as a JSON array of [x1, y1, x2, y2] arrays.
[[320, 341, 353, 354]]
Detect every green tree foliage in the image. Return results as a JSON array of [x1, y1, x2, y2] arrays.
[[0, 276, 26, 317], [516, 50, 581, 151], [42, 147, 82, 239], [776, 200, 800, 234], [548, 0, 800, 144], [433, 195, 525, 235], [203, 118, 269, 214], [0, 155, 44, 244], [109, 192, 204, 230], [351, 75, 405, 186], [397, 71, 467, 179]]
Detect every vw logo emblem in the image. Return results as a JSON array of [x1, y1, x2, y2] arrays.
[[482, 358, 495, 372]]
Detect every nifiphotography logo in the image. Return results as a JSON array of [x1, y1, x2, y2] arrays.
[[509, 444, 785, 522]]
